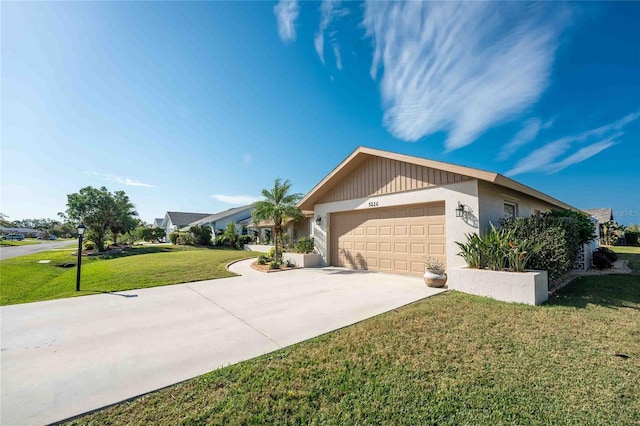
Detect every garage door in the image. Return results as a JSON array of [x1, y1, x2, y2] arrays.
[[330, 202, 446, 277]]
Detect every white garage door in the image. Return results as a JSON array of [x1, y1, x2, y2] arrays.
[[330, 202, 446, 277]]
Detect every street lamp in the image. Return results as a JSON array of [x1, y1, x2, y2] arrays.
[[76, 224, 86, 291]]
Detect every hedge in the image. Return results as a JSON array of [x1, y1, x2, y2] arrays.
[[499, 216, 580, 282]]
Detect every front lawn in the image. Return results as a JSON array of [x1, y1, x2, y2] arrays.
[[67, 247, 640, 425], [0, 239, 40, 246], [0, 246, 257, 306]]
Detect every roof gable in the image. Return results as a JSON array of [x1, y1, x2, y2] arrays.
[[166, 212, 212, 227], [317, 154, 471, 204], [190, 205, 253, 226], [583, 208, 613, 223], [298, 147, 574, 211]]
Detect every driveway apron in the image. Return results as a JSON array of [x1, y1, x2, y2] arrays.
[[0, 259, 446, 425]]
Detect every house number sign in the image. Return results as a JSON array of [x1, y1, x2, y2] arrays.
[[368, 201, 379, 208]]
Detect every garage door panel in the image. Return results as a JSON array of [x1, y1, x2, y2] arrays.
[[331, 202, 446, 277]]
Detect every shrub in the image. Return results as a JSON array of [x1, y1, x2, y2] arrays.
[[545, 209, 596, 245], [257, 255, 268, 265], [500, 216, 580, 282], [285, 259, 296, 268], [592, 251, 613, 270], [595, 246, 618, 263], [267, 247, 278, 262], [83, 241, 95, 251], [293, 237, 315, 254], [214, 235, 226, 246], [169, 232, 180, 245], [456, 233, 484, 269], [190, 225, 213, 246], [175, 232, 195, 246], [624, 231, 640, 246], [269, 260, 281, 270], [236, 234, 253, 249]]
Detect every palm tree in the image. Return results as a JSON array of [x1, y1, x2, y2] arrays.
[[252, 178, 303, 263]]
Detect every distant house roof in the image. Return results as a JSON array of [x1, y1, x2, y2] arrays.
[[153, 218, 163, 227], [0, 226, 45, 235], [165, 212, 212, 227], [583, 208, 613, 224], [189, 205, 253, 227]]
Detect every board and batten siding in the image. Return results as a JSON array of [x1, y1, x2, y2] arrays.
[[319, 156, 471, 204]]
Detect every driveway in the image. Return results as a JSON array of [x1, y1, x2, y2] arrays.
[[0, 260, 446, 425], [0, 240, 75, 260]]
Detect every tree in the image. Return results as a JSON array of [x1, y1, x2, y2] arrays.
[[63, 186, 138, 252], [109, 191, 138, 245], [189, 225, 212, 246], [251, 178, 303, 263], [138, 226, 166, 243], [222, 222, 238, 247]]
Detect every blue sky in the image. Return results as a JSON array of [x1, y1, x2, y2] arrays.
[[2, 1, 639, 225]]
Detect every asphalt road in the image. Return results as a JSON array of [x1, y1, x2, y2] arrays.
[[0, 240, 76, 260]]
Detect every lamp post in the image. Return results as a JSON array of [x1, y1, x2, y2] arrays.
[[76, 224, 86, 291]]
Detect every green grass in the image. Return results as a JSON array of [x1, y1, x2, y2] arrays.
[[67, 247, 640, 425], [0, 246, 257, 306], [0, 239, 40, 246]]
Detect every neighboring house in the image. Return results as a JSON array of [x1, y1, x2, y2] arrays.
[[185, 205, 254, 236], [152, 218, 164, 228], [250, 215, 313, 244], [160, 212, 211, 242], [298, 146, 577, 277], [583, 208, 614, 241], [0, 227, 46, 238]]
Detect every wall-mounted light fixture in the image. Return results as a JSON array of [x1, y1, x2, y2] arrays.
[[316, 215, 322, 225], [455, 202, 467, 218]]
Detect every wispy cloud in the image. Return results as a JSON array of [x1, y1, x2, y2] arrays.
[[274, 0, 300, 43], [87, 171, 154, 187], [315, 1, 348, 70], [363, 2, 570, 150], [210, 194, 262, 205], [505, 113, 639, 176], [499, 118, 554, 161]]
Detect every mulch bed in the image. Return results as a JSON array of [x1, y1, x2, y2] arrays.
[[250, 261, 299, 273]]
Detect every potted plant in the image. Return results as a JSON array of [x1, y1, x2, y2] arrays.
[[423, 257, 447, 288]]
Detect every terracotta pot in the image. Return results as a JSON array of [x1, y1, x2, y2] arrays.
[[424, 270, 447, 288]]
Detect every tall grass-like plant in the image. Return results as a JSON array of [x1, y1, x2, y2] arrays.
[[457, 224, 540, 272], [506, 239, 542, 272], [456, 233, 484, 269]]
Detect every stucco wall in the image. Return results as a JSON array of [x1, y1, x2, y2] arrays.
[[311, 180, 480, 270], [477, 181, 562, 234]]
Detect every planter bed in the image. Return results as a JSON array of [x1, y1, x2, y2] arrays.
[[448, 267, 548, 306]]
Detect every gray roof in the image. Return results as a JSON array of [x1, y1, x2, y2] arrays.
[[165, 212, 212, 227], [583, 208, 613, 224], [153, 218, 164, 227], [190, 205, 253, 226]]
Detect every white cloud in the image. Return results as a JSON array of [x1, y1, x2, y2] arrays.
[[546, 139, 617, 174], [87, 171, 154, 187], [314, 1, 347, 70], [505, 113, 639, 176], [274, 0, 300, 43], [210, 194, 262, 205], [499, 118, 554, 161], [363, 2, 569, 150]]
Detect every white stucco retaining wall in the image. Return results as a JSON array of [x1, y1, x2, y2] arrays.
[[448, 267, 549, 306], [311, 180, 481, 269], [282, 253, 324, 268], [243, 244, 273, 253]]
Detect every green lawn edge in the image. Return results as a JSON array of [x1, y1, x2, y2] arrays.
[[66, 247, 640, 425], [0, 245, 258, 306]]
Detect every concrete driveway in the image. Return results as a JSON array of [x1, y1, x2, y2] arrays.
[[0, 259, 446, 425]]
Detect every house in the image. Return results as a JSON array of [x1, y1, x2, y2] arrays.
[[160, 212, 212, 241], [152, 218, 164, 228], [583, 208, 613, 241], [298, 147, 576, 277], [185, 205, 254, 236]]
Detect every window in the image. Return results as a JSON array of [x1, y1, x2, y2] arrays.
[[504, 202, 517, 219]]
